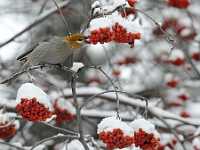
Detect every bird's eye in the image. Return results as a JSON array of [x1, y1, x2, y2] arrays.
[[78, 38, 83, 41]]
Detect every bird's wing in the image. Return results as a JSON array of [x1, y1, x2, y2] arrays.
[[17, 43, 39, 61], [16, 36, 53, 61]]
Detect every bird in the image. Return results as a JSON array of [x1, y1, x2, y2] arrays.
[[17, 34, 85, 69]]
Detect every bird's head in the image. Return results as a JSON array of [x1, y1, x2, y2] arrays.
[[64, 33, 85, 49]]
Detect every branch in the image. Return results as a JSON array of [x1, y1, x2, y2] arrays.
[[0, 141, 26, 150], [0, 0, 71, 49], [71, 73, 89, 150], [30, 134, 78, 150], [0, 64, 74, 84], [61, 87, 200, 126]]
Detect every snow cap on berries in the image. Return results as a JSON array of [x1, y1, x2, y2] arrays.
[[16, 83, 52, 110], [16, 83, 53, 122], [115, 145, 142, 150], [97, 116, 134, 136], [130, 118, 160, 138], [89, 17, 112, 32], [169, 49, 184, 61], [0, 112, 19, 139], [54, 98, 76, 115], [53, 98, 76, 125]]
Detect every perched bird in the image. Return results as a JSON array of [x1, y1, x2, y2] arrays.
[[17, 34, 85, 69]]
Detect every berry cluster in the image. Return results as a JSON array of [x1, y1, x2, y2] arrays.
[[167, 0, 190, 9], [112, 69, 121, 77], [134, 129, 161, 150], [158, 138, 177, 150], [167, 58, 185, 66], [166, 79, 179, 88], [191, 52, 200, 61], [88, 23, 141, 47], [99, 128, 134, 149], [154, 18, 196, 41], [127, 0, 137, 7], [53, 100, 76, 125], [0, 122, 16, 139], [178, 93, 189, 102], [16, 98, 53, 122], [115, 56, 137, 66], [180, 111, 190, 118]]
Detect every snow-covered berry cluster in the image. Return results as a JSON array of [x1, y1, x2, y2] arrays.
[[154, 18, 196, 41], [87, 22, 141, 48], [0, 112, 19, 139], [53, 98, 76, 125], [16, 83, 53, 122], [16, 97, 53, 122], [98, 117, 161, 150]]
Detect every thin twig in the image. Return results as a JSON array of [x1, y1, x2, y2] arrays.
[[51, 0, 71, 34]]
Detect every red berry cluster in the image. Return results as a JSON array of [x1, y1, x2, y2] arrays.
[[153, 18, 196, 41], [134, 129, 161, 150], [167, 0, 190, 9], [88, 27, 113, 44], [180, 111, 190, 118], [178, 94, 189, 101], [53, 100, 76, 125], [112, 23, 141, 47], [192, 52, 200, 61], [166, 79, 179, 88], [16, 98, 53, 122], [115, 56, 137, 66], [99, 128, 134, 149], [0, 122, 16, 139], [112, 69, 121, 77], [167, 58, 185, 66], [88, 23, 141, 47], [158, 138, 177, 150]]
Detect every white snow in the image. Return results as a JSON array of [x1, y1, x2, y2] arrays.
[[89, 17, 112, 31], [63, 139, 94, 150], [115, 145, 142, 150], [71, 62, 84, 72], [55, 98, 76, 114], [16, 83, 53, 110], [193, 138, 200, 149], [169, 49, 185, 60], [129, 118, 160, 138], [97, 116, 134, 136]]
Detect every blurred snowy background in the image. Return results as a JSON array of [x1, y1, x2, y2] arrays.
[[0, 0, 200, 149]]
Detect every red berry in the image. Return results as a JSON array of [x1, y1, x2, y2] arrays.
[[180, 111, 190, 118], [192, 52, 200, 61], [178, 94, 189, 101], [166, 79, 179, 88], [128, 0, 137, 7]]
